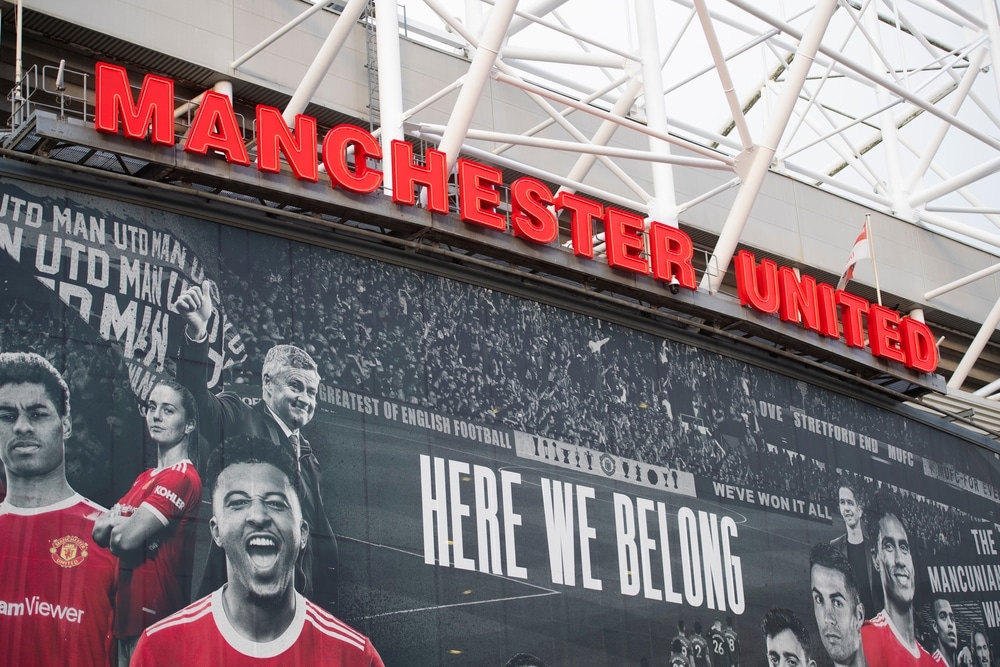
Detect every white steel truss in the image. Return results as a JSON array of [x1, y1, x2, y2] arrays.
[[228, 0, 1000, 392]]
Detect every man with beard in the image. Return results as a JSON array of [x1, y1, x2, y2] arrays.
[[762, 607, 816, 667], [809, 542, 867, 667], [860, 492, 940, 666], [131, 434, 383, 666], [972, 628, 992, 667], [830, 479, 879, 619]]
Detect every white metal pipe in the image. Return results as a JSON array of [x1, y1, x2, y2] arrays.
[[232, 0, 337, 69], [948, 295, 1000, 390], [635, 0, 677, 224], [701, 0, 840, 293], [925, 262, 1000, 300], [676, 177, 741, 214], [933, 0, 988, 30], [693, 0, 752, 150], [493, 71, 735, 165], [918, 209, 1000, 250], [974, 376, 1000, 397], [14, 0, 22, 101], [507, 0, 571, 36], [481, 0, 635, 60], [725, 0, 1000, 152], [503, 75, 651, 200], [908, 155, 1000, 209], [557, 76, 646, 197], [421, 124, 731, 169], [905, 0, 981, 29], [416, 130, 645, 211], [789, 103, 884, 193], [862, 1, 905, 212], [786, 162, 894, 206], [903, 49, 986, 196], [282, 0, 369, 126], [897, 133, 1000, 230], [501, 47, 627, 68], [465, 0, 484, 38], [376, 0, 405, 195], [437, 0, 520, 172]]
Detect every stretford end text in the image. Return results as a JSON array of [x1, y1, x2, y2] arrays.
[[92, 63, 938, 374]]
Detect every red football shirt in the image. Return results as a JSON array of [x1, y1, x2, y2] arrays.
[[861, 611, 943, 667], [0, 494, 117, 667], [112, 460, 202, 638], [132, 588, 385, 666]]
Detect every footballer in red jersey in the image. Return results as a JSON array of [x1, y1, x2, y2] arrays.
[[93, 381, 203, 665], [0, 352, 117, 667], [861, 491, 942, 667], [132, 434, 383, 666]]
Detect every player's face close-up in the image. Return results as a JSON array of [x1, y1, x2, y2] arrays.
[[811, 565, 862, 664], [0, 382, 69, 479], [145, 384, 193, 447], [975, 632, 991, 667], [933, 600, 957, 650], [838, 488, 860, 530], [211, 462, 307, 603], [766, 629, 814, 667], [264, 367, 319, 431], [876, 514, 914, 606]]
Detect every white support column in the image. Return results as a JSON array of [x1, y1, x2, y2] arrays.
[[693, 0, 753, 150], [376, 0, 405, 195], [949, 295, 1000, 390], [437, 0, 521, 173], [635, 0, 678, 225], [507, 0, 570, 36], [925, 262, 1000, 300], [908, 155, 1000, 209], [557, 75, 645, 198], [862, 1, 906, 214], [702, 0, 839, 293], [282, 0, 369, 126], [902, 49, 986, 196]]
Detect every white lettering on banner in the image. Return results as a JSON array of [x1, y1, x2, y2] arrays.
[[614, 497, 744, 612], [539, 479, 601, 590], [154, 485, 185, 510], [420, 455, 527, 579], [0, 597, 85, 623], [420, 453, 745, 612]]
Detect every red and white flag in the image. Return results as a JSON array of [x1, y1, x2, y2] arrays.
[[837, 220, 871, 290]]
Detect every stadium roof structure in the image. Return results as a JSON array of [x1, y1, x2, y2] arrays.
[[3, 0, 1000, 437]]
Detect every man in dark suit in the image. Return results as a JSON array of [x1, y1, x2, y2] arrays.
[[174, 280, 339, 614], [830, 477, 879, 619]]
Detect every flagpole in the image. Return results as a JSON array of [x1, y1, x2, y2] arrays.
[[866, 213, 883, 306]]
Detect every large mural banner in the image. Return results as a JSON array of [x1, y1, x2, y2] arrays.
[[1, 173, 999, 667]]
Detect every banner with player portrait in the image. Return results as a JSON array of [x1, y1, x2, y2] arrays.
[[2, 170, 1000, 667]]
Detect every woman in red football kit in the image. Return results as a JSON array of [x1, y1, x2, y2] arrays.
[[93, 380, 203, 667]]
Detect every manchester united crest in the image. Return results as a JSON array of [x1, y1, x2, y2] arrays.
[[50, 535, 89, 568]]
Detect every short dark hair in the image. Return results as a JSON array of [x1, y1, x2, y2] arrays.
[[0, 352, 70, 417], [867, 489, 906, 544], [205, 433, 299, 498], [762, 607, 811, 656], [672, 638, 684, 654], [504, 653, 548, 667], [810, 542, 861, 605], [836, 476, 861, 505], [694, 621, 703, 634]]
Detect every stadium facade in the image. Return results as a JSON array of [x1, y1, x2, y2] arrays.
[[3, 0, 1000, 665]]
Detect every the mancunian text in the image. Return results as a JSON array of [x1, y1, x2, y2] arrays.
[[92, 62, 938, 374]]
